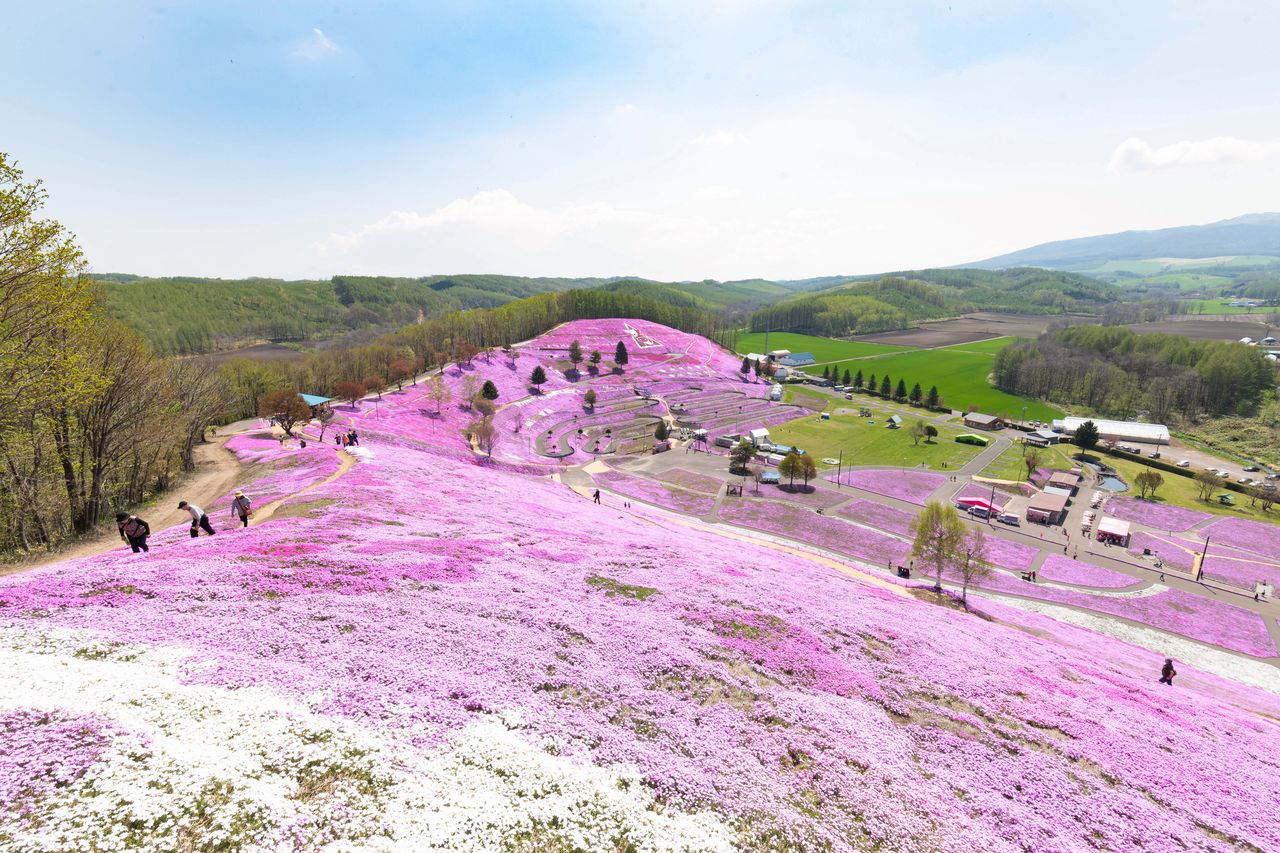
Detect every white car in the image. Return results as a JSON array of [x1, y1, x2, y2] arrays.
[[1176, 460, 1191, 468], [1238, 477, 1253, 485]]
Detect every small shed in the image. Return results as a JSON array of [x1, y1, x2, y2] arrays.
[[1024, 428, 1062, 447], [886, 415, 903, 429], [1026, 491, 1069, 525], [749, 428, 771, 445], [1047, 471, 1081, 493], [963, 412, 1002, 431], [299, 393, 333, 416]]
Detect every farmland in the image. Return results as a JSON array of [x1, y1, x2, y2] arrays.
[[733, 331, 908, 361]]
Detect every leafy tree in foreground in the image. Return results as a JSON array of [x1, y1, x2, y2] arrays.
[[389, 358, 415, 391], [468, 416, 498, 457], [336, 380, 366, 408], [1135, 470, 1164, 500], [1074, 420, 1100, 452], [655, 420, 669, 441], [473, 396, 496, 418], [798, 453, 817, 486], [924, 424, 938, 442], [583, 389, 597, 409], [364, 375, 385, 401], [1023, 448, 1043, 483], [614, 341, 629, 369], [956, 527, 992, 606], [481, 380, 499, 401], [911, 500, 968, 592], [740, 356, 751, 379], [260, 390, 310, 437], [568, 339, 583, 372], [779, 452, 804, 488], [589, 350, 602, 373], [460, 375, 479, 409], [730, 439, 755, 473], [530, 365, 547, 391]]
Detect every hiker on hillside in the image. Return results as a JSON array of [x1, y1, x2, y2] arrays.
[[1159, 658, 1177, 686], [348, 429, 359, 447], [116, 512, 151, 553], [230, 491, 253, 528], [178, 500, 216, 537], [593, 489, 601, 504]]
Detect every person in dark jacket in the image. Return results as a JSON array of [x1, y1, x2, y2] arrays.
[[116, 512, 151, 553], [1159, 658, 1177, 686], [348, 430, 359, 447]]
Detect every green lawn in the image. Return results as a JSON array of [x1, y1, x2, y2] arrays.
[[940, 336, 1019, 355], [735, 331, 910, 363], [1101, 455, 1280, 525], [979, 442, 1076, 481], [766, 412, 986, 470], [1178, 299, 1277, 316], [829, 342, 1061, 422]]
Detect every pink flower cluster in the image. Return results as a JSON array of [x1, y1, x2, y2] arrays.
[[1104, 497, 1212, 532], [0, 709, 117, 825], [825, 468, 946, 505], [1198, 516, 1280, 560], [1035, 554, 1139, 589]]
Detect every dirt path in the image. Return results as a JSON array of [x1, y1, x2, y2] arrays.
[[250, 450, 357, 523]]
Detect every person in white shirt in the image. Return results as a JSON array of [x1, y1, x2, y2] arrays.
[[230, 491, 252, 528], [177, 500, 216, 538]]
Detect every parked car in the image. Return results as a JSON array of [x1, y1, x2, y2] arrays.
[[1238, 477, 1254, 485], [1176, 460, 1191, 467], [844, 393, 854, 400], [1267, 473, 1280, 480], [968, 506, 991, 520], [1244, 464, 1260, 472], [997, 513, 1021, 526]]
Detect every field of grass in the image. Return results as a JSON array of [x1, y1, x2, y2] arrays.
[[1140, 273, 1234, 291], [1178, 299, 1278, 315], [735, 331, 910, 362], [978, 442, 1076, 481], [939, 336, 1019, 355], [826, 342, 1061, 422], [766, 412, 986, 470]]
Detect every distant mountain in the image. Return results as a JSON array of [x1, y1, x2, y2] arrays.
[[972, 213, 1280, 270]]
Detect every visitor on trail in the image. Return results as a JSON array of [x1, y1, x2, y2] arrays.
[[1159, 658, 1177, 686], [178, 501, 216, 537], [341, 434, 349, 448], [300, 439, 307, 448], [593, 489, 601, 504], [230, 491, 252, 528], [348, 430, 359, 447], [116, 512, 151, 553], [334, 434, 340, 445]]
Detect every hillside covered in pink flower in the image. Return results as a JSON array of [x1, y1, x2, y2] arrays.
[[1, 320, 1278, 852]]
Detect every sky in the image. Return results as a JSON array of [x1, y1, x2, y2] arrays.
[[4, 0, 1280, 281]]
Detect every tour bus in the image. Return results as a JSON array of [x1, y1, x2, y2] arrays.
[[955, 433, 991, 447]]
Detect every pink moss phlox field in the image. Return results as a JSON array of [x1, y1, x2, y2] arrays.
[[837, 499, 914, 536], [979, 535, 1039, 572], [1197, 516, 1280, 560], [754, 482, 850, 510], [954, 482, 1016, 508], [1104, 497, 1212, 532], [1128, 531, 1280, 590], [655, 468, 725, 495], [2, 321, 1279, 851], [593, 469, 718, 516], [825, 469, 945, 505], [0, 709, 117, 823], [1035, 554, 1139, 589]]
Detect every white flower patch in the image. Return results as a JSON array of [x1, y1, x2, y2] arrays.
[[0, 625, 733, 852], [981, 594, 1280, 695]]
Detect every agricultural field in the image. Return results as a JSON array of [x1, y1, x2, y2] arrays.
[[733, 331, 908, 362], [852, 312, 1066, 347], [830, 342, 1063, 421], [765, 411, 987, 470], [1123, 316, 1280, 342], [1178, 298, 1280, 315]]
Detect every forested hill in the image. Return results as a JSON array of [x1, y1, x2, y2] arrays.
[[748, 268, 1115, 337], [972, 213, 1280, 270], [95, 274, 805, 355]]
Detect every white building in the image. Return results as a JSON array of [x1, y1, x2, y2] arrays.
[[1050, 417, 1170, 446]]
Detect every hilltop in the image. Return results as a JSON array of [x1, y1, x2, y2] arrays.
[[972, 213, 1280, 271], [1, 320, 1277, 851]]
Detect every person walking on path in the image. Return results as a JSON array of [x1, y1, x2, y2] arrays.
[[593, 489, 601, 504], [348, 430, 359, 447], [230, 491, 253, 528], [116, 512, 151, 553], [1159, 658, 1177, 686], [178, 501, 216, 537]]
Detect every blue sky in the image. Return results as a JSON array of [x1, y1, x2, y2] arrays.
[[4, 1, 1280, 279]]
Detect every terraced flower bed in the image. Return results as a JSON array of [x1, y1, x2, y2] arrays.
[[826, 468, 946, 505], [1036, 554, 1139, 589], [837, 499, 915, 536], [718, 498, 911, 568], [1104, 497, 1212, 533], [655, 468, 724, 494], [1129, 531, 1280, 590], [593, 469, 718, 515], [1197, 516, 1280, 561]]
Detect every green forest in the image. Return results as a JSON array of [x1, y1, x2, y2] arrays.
[[992, 326, 1275, 420], [748, 268, 1116, 337]]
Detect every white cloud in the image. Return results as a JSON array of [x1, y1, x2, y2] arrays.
[[1109, 136, 1280, 172], [292, 27, 339, 61], [689, 129, 747, 146], [691, 185, 742, 201], [613, 103, 637, 116]]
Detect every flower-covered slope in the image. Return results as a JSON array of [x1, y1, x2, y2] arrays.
[[1, 321, 1278, 852]]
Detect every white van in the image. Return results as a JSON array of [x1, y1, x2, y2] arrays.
[[968, 506, 991, 520], [1176, 460, 1190, 468], [997, 512, 1020, 527]]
